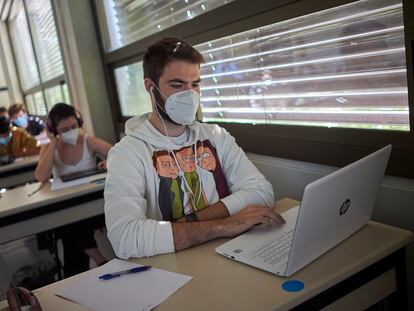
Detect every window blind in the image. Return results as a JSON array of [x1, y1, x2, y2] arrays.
[[98, 0, 234, 51], [196, 0, 409, 131], [8, 1, 40, 91], [32, 91, 47, 115], [45, 84, 68, 111], [25, 0, 64, 83]]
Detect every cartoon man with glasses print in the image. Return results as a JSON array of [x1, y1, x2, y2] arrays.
[[175, 146, 207, 213]]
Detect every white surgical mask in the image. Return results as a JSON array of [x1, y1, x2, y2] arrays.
[[153, 84, 200, 125], [60, 128, 80, 145]]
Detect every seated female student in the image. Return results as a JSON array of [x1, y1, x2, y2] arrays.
[[35, 103, 112, 276]]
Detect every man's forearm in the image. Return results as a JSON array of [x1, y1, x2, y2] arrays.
[[175, 201, 230, 223], [171, 219, 228, 251], [196, 200, 229, 221], [172, 204, 286, 252]]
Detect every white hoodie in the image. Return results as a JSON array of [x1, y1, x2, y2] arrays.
[[104, 113, 274, 259]]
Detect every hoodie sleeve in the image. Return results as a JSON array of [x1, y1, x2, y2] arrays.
[[104, 142, 175, 259], [212, 125, 275, 214]]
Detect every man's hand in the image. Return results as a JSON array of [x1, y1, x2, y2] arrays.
[[221, 205, 285, 237]]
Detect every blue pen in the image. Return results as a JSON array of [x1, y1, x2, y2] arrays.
[[98, 265, 151, 280]]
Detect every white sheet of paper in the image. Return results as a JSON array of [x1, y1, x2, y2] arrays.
[[51, 173, 106, 191], [55, 259, 192, 311]]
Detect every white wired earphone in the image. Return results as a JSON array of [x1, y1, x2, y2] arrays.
[[151, 86, 203, 212]]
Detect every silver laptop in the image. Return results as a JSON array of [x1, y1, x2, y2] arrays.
[[216, 145, 391, 277]]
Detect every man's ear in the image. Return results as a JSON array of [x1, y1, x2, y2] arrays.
[[144, 78, 154, 93]]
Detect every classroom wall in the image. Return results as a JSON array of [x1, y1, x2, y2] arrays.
[[248, 152, 414, 310]]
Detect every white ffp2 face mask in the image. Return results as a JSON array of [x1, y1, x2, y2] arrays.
[[60, 128, 80, 145], [165, 89, 200, 125], [153, 83, 200, 125]]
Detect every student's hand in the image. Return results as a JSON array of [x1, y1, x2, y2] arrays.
[[97, 160, 107, 170], [46, 128, 57, 143], [222, 205, 285, 237]]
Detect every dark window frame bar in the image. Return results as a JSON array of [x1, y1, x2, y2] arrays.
[[91, 0, 414, 178], [22, 75, 65, 95]]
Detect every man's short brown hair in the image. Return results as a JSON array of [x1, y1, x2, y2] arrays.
[[143, 37, 205, 86], [8, 103, 26, 118]]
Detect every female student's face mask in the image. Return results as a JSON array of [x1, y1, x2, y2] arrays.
[[60, 128, 80, 145], [0, 132, 12, 145], [152, 84, 200, 125]]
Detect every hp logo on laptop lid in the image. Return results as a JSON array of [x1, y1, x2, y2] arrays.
[[339, 199, 351, 215]]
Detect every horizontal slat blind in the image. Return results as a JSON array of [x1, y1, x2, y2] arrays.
[[25, 0, 64, 83], [8, 1, 40, 91], [98, 0, 234, 51], [196, 0, 409, 131]]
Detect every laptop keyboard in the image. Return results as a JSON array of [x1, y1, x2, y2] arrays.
[[248, 229, 294, 266]]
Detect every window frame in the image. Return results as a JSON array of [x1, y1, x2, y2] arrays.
[[92, 0, 414, 178], [6, 0, 69, 116]]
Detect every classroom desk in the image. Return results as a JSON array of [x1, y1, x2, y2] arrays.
[[0, 180, 104, 245], [0, 198, 412, 311], [0, 156, 38, 189]]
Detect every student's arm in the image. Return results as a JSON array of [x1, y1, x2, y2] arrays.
[[34, 134, 57, 182], [104, 140, 284, 259], [174, 201, 229, 222], [105, 142, 171, 259], [87, 136, 112, 169], [171, 205, 285, 251], [211, 125, 275, 215], [87, 136, 112, 157]]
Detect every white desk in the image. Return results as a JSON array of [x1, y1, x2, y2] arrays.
[[0, 156, 38, 189], [0, 181, 104, 244], [2, 198, 411, 311]]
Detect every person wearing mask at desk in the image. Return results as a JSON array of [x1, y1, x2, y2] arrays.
[[8, 103, 47, 141], [0, 115, 40, 164], [35, 103, 112, 276], [0, 106, 8, 118], [105, 38, 285, 260]]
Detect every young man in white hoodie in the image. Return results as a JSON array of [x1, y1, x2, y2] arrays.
[[104, 38, 285, 259]]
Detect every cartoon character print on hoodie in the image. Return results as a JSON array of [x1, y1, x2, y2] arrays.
[[152, 150, 183, 220], [152, 139, 230, 221], [105, 113, 275, 258]]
